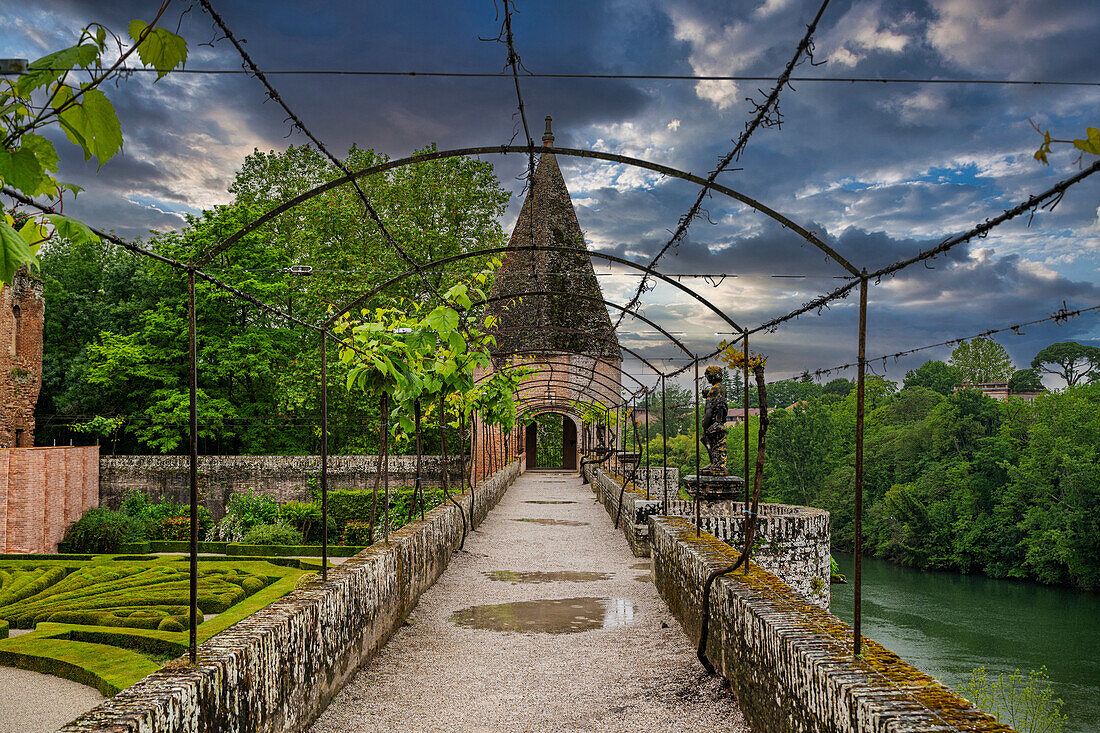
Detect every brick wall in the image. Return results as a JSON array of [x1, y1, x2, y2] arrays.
[[0, 272, 44, 448], [0, 446, 98, 552], [100, 454, 464, 520]]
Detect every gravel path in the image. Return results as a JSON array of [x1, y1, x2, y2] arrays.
[[0, 667, 103, 733], [310, 470, 747, 733]]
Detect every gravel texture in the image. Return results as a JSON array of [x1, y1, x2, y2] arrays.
[[0, 667, 103, 733], [310, 470, 748, 733]]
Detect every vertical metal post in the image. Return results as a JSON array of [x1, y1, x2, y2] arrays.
[[694, 360, 701, 536], [662, 374, 668, 514], [320, 331, 328, 582], [854, 270, 868, 657], [743, 334, 750, 508], [382, 392, 390, 543], [440, 393, 448, 499], [415, 400, 423, 520], [644, 389, 651, 500], [186, 269, 198, 665]]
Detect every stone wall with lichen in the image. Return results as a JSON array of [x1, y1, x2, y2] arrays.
[[100, 454, 464, 519], [649, 516, 1016, 733], [59, 459, 523, 733], [586, 464, 829, 607]]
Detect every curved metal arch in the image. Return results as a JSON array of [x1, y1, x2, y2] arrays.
[[476, 291, 694, 357], [195, 144, 858, 277], [473, 358, 638, 396], [473, 351, 645, 391], [321, 246, 740, 334], [492, 325, 665, 375], [512, 379, 629, 402]]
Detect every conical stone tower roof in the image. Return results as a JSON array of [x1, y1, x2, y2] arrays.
[[487, 117, 621, 362]]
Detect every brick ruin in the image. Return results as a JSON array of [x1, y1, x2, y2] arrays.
[[0, 270, 44, 448], [474, 117, 622, 481]]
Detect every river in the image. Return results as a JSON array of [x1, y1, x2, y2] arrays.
[[830, 552, 1099, 733]]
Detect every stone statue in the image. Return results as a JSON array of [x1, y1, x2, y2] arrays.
[[595, 422, 607, 452], [700, 365, 728, 475]]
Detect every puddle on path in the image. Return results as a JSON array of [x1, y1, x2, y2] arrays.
[[630, 562, 650, 570], [482, 570, 612, 584], [523, 500, 576, 505], [449, 597, 637, 634], [511, 518, 588, 526]]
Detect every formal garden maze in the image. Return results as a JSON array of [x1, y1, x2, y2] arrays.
[[0, 556, 309, 695]]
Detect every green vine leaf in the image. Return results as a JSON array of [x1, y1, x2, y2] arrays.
[[128, 21, 188, 80], [0, 222, 40, 284], [15, 43, 99, 96], [0, 146, 48, 195], [57, 87, 123, 166], [1073, 127, 1100, 156], [45, 213, 100, 245]]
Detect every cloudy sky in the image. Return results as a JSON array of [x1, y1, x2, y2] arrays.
[[6, 0, 1100, 387]]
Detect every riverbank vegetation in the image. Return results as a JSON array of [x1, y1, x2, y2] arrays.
[[638, 362, 1100, 589]]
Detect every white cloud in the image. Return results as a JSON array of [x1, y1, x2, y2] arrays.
[[927, 0, 1084, 72], [819, 1, 913, 68]]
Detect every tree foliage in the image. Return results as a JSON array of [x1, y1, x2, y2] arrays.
[[640, 372, 1100, 588], [1030, 341, 1100, 387], [903, 360, 961, 396], [950, 338, 1014, 384], [1008, 368, 1044, 393], [37, 143, 510, 454]]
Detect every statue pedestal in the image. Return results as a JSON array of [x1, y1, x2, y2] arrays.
[[683, 474, 744, 501]]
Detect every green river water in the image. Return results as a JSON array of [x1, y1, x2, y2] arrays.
[[830, 552, 1099, 733]]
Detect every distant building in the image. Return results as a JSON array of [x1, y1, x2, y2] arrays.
[[726, 407, 762, 425], [0, 271, 44, 447], [954, 381, 1043, 402]]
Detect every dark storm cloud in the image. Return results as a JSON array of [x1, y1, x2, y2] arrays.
[[9, 0, 1100, 377]]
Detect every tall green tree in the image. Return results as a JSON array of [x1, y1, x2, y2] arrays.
[[1008, 368, 1044, 393], [1030, 341, 1100, 386], [903, 360, 961, 395], [39, 143, 510, 454], [950, 338, 1014, 384]]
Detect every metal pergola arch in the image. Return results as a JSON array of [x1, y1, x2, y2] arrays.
[[474, 358, 645, 394], [312, 245, 742, 335], [489, 325, 667, 375], [193, 145, 860, 279]]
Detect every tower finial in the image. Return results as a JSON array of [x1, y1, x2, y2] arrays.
[[542, 115, 554, 146]]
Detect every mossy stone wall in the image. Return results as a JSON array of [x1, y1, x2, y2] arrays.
[[649, 516, 1016, 733]]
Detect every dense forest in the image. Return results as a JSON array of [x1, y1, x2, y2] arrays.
[[36, 144, 509, 455], [635, 348, 1100, 589]]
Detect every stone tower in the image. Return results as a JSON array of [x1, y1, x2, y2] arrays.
[[475, 117, 622, 479], [0, 271, 44, 447]]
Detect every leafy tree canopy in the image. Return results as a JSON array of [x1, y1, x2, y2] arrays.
[[903, 360, 961, 396], [1008, 368, 1044, 393], [39, 143, 510, 454], [1030, 341, 1100, 387], [949, 338, 1014, 385]]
